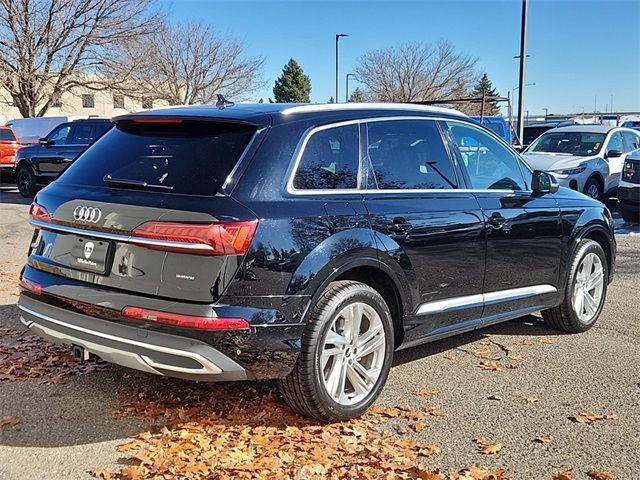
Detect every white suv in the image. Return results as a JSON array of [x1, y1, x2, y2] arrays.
[[522, 125, 640, 199]]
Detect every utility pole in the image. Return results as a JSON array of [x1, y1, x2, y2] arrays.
[[516, 0, 528, 145], [335, 34, 348, 103]]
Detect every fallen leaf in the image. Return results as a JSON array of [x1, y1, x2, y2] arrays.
[[89, 467, 113, 479], [411, 422, 426, 432], [0, 416, 20, 427], [474, 436, 502, 455], [571, 412, 618, 424], [424, 406, 447, 417], [553, 467, 574, 480], [473, 348, 492, 358], [539, 337, 554, 344], [443, 354, 457, 360], [534, 435, 553, 444], [487, 394, 503, 401], [395, 424, 408, 434], [417, 444, 440, 456], [116, 439, 144, 452], [479, 339, 491, 345], [476, 361, 501, 371], [514, 339, 531, 346], [509, 353, 525, 361], [520, 396, 539, 403], [414, 388, 436, 397], [587, 469, 614, 480]]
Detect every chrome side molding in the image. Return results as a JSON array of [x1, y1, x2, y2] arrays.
[[416, 284, 557, 315]]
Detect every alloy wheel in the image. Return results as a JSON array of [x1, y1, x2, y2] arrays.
[[320, 302, 386, 405], [572, 252, 604, 323], [18, 170, 31, 193], [586, 183, 600, 199]]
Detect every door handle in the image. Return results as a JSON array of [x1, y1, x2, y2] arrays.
[[487, 213, 507, 227]]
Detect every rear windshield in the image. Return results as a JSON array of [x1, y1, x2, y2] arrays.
[[58, 120, 255, 195], [0, 129, 16, 141]]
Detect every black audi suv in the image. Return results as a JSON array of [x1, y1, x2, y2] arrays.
[[18, 103, 616, 421]]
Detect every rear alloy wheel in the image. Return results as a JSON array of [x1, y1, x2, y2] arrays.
[[542, 239, 607, 332], [583, 177, 602, 200], [278, 280, 394, 421], [16, 166, 37, 198]]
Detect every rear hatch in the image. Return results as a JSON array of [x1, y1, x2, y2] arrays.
[[27, 116, 263, 303]]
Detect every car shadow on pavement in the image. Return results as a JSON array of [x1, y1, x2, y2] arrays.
[[0, 189, 30, 206], [393, 314, 566, 368]]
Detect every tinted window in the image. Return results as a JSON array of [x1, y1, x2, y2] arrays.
[[0, 129, 16, 141], [293, 124, 359, 190], [447, 121, 526, 191], [70, 124, 95, 144], [528, 131, 605, 156], [607, 132, 624, 153], [47, 124, 71, 145], [621, 132, 639, 152], [58, 120, 255, 196], [366, 120, 456, 190]]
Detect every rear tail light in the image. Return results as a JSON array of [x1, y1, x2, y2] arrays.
[[130, 117, 183, 124], [131, 220, 258, 256], [28, 203, 51, 223], [121, 306, 249, 331], [19, 276, 42, 295]]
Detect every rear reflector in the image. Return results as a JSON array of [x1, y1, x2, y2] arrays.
[[28, 202, 51, 223], [131, 220, 258, 256], [19, 276, 42, 295], [121, 306, 249, 331]]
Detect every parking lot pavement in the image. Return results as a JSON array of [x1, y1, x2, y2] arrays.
[[0, 187, 639, 479]]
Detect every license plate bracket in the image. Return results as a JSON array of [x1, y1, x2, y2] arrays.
[[70, 236, 112, 274]]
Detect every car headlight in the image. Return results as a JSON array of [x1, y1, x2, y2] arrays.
[[554, 165, 587, 175]]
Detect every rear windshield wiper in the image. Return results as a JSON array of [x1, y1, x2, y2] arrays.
[[103, 175, 174, 191]]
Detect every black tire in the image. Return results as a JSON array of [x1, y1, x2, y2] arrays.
[[278, 280, 394, 422], [16, 165, 37, 198], [542, 239, 608, 333], [582, 177, 602, 200], [620, 207, 639, 224]]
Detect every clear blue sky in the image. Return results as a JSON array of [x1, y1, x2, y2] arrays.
[[162, 0, 639, 115]]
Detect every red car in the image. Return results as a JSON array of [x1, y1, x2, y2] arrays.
[[0, 126, 20, 174]]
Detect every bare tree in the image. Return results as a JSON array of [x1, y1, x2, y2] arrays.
[[107, 21, 265, 105], [353, 40, 477, 103], [0, 0, 160, 117]]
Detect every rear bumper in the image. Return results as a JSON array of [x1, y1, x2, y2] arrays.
[[19, 294, 250, 381]]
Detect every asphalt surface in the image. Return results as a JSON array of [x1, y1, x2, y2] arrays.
[[0, 186, 638, 479]]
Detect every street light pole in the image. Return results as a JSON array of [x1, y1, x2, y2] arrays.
[[543, 107, 548, 121], [335, 34, 349, 102], [516, 0, 529, 145], [346, 73, 356, 102]]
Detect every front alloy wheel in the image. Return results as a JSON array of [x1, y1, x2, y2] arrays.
[[278, 280, 394, 421], [542, 239, 608, 332]]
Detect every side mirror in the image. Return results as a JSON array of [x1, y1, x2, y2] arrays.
[[39, 138, 53, 146], [532, 170, 559, 195], [606, 150, 622, 158]]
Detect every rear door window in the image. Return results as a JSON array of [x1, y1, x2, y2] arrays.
[[57, 120, 256, 196], [292, 123, 359, 190], [365, 119, 457, 190]]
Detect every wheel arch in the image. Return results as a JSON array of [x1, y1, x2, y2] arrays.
[[571, 222, 615, 284]]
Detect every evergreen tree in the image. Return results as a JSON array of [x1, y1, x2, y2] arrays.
[[348, 87, 367, 103], [328, 96, 335, 103], [273, 59, 311, 103], [471, 73, 500, 115]]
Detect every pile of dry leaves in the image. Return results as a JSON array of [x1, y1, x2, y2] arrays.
[[0, 327, 108, 383], [94, 379, 509, 480]]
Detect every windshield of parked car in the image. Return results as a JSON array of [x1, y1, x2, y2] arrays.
[[527, 131, 606, 156]]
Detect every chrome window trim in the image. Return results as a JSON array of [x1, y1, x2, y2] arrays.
[[416, 284, 557, 315], [286, 115, 521, 196], [29, 218, 216, 253]]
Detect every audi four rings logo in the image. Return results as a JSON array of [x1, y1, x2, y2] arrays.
[[73, 206, 102, 223]]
